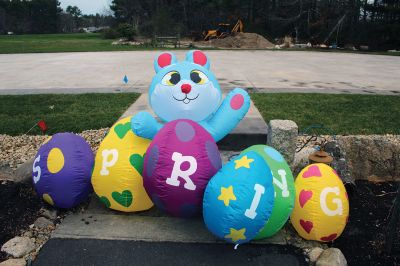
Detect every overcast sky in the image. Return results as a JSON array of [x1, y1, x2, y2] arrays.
[[59, 0, 111, 15]]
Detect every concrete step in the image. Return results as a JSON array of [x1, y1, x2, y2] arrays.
[[120, 94, 268, 151], [52, 210, 288, 245]]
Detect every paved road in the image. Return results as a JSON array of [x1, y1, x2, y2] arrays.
[[33, 239, 307, 266], [0, 51, 399, 95]]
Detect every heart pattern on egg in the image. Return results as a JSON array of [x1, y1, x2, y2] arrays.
[[302, 165, 322, 178], [300, 219, 313, 234], [114, 122, 131, 139], [320, 233, 338, 242], [130, 153, 145, 174], [299, 189, 313, 208], [112, 190, 133, 207], [99, 196, 111, 208]]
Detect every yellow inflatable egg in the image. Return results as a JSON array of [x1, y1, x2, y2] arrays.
[[290, 163, 349, 242], [91, 116, 153, 212]]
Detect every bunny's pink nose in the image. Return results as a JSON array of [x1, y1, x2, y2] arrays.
[[181, 84, 192, 94]]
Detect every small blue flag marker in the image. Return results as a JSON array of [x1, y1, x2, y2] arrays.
[[123, 75, 128, 84]]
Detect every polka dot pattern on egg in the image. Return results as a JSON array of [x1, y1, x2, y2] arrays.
[[264, 146, 284, 162], [42, 194, 54, 205], [206, 140, 222, 170], [47, 148, 65, 174], [175, 121, 195, 142]]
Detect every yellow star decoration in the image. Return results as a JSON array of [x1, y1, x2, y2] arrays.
[[218, 186, 236, 206], [234, 155, 254, 170], [225, 228, 246, 243]]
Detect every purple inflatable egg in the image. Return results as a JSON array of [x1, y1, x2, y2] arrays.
[[143, 119, 221, 217], [32, 133, 94, 208]]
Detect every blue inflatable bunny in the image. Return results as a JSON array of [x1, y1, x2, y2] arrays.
[[131, 50, 250, 142]]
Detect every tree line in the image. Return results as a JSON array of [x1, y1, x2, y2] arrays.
[[0, 0, 113, 34], [110, 0, 400, 49], [1, 0, 399, 49]]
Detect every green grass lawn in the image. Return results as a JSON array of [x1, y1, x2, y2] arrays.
[[0, 33, 166, 54], [0, 93, 139, 135], [1, 92, 398, 136], [252, 93, 400, 135]]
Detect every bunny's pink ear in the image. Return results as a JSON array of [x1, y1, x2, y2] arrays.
[[154, 52, 177, 73], [185, 50, 210, 69]]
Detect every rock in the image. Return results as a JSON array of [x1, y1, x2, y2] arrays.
[[338, 135, 400, 181], [0, 259, 26, 266], [0, 161, 14, 181], [293, 146, 315, 177], [220, 151, 239, 164], [34, 217, 54, 229], [1, 237, 35, 258], [316, 248, 347, 266], [14, 158, 34, 183], [324, 141, 354, 185], [267, 120, 298, 165], [39, 208, 57, 220], [308, 247, 324, 263], [22, 231, 33, 238]]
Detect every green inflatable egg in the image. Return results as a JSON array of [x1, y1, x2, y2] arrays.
[[243, 145, 295, 239]]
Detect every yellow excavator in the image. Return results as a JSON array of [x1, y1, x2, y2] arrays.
[[203, 19, 244, 41]]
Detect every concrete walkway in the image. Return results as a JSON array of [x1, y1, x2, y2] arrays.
[[0, 51, 399, 95], [120, 94, 268, 150]]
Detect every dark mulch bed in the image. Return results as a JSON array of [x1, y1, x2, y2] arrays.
[[333, 180, 400, 265], [0, 181, 43, 262]]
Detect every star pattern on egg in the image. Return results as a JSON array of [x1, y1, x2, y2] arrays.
[[218, 185, 237, 206], [225, 228, 247, 243], [234, 155, 254, 170]]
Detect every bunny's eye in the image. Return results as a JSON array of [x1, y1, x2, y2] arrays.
[[162, 71, 181, 86], [190, 70, 209, 85]]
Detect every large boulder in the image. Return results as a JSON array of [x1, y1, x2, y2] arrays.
[[338, 135, 400, 181], [14, 158, 34, 183]]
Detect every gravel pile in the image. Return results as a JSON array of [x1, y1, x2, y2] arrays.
[[0, 128, 109, 170]]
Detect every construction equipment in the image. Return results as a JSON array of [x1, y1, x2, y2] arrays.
[[203, 19, 243, 41]]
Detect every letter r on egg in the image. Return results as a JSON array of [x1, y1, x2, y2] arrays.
[[166, 152, 197, 190]]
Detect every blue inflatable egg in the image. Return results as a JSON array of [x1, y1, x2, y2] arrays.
[[203, 151, 274, 244]]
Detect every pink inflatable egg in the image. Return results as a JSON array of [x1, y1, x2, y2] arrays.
[[143, 119, 221, 217]]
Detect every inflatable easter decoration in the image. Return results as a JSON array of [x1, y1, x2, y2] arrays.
[[131, 50, 250, 142], [243, 145, 295, 239], [91, 116, 153, 212], [290, 163, 349, 242], [32, 133, 93, 209], [143, 119, 221, 217], [203, 151, 274, 244]]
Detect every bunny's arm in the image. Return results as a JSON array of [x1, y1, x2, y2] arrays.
[[200, 88, 250, 142], [131, 111, 163, 140]]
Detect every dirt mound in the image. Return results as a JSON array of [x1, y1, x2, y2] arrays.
[[196, 32, 274, 49]]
